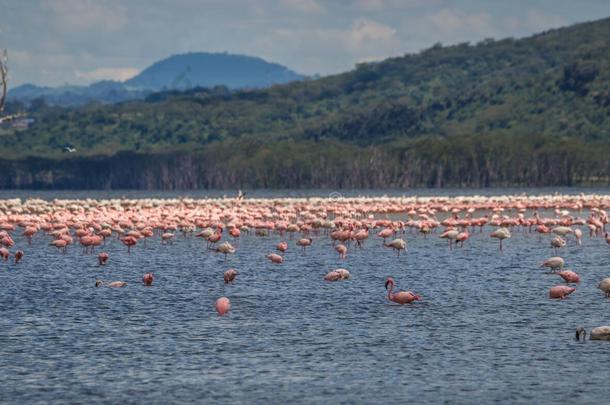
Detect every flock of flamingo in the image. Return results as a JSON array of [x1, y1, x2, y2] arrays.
[[1, 193, 610, 339]]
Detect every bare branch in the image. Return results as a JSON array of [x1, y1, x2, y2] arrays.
[[0, 49, 7, 114]]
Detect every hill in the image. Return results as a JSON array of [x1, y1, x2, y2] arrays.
[[125, 52, 305, 90], [8, 52, 305, 106], [1, 18, 610, 189]]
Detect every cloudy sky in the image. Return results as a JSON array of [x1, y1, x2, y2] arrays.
[[1, 0, 609, 86]]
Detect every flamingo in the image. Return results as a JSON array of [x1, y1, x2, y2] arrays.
[[549, 285, 575, 299], [378, 228, 394, 243], [490, 228, 511, 251], [335, 268, 350, 280], [108, 281, 128, 288], [552, 226, 573, 237], [207, 232, 222, 249], [22, 226, 37, 245], [50, 239, 68, 253], [324, 270, 341, 281], [96, 280, 128, 288], [598, 278, 610, 297], [439, 229, 459, 249], [143, 272, 154, 286], [557, 270, 579, 283], [216, 242, 235, 261], [576, 326, 610, 341], [224, 269, 238, 283], [266, 253, 283, 264], [550, 236, 566, 253], [121, 236, 137, 253], [353, 227, 369, 248], [456, 229, 469, 247], [335, 243, 347, 259], [215, 297, 231, 316], [541, 257, 564, 272], [14, 250, 24, 263], [385, 277, 421, 304], [276, 241, 288, 252], [384, 238, 406, 257], [324, 268, 350, 281], [574, 228, 582, 245], [296, 237, 312, 253], [0, 247, 8, 261], [98, 252, 109, 265], [161, 232, 175, 244]]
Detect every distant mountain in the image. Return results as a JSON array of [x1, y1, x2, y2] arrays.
[[125, 52, 305, 90], [8, 52, 305, 106], [8, 81, 150, 107]]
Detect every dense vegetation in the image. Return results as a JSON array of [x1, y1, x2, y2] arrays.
[[2, 18, 610, 189]]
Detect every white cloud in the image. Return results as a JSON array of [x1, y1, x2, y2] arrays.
[[76, 67, 139, 82]]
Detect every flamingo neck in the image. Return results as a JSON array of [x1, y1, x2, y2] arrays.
[[387, 283, 394, 301]]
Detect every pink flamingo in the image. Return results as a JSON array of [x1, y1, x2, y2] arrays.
[[335, 243, 347, 259], [267, 253, 283, 264], [378, 228, 394, 244], [98, 252, 109, 265], [121, 236, 137, 253], [385, 277, 421, 304], [324, 270, 341, 281], [549, 285, 575, 299], [296, 237, 312, 252], [108, 281, 127, 288], [216, 297, 231, 316], [22, 226, 37, 245], [353, 227, 369, 248], [456, 229, 469, 247], [557, 270, 579, 284], [0, 247, 9, 261], [50, 239, 68, 253]]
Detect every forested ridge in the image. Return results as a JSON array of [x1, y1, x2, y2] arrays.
[[1, 17, 610, 189]]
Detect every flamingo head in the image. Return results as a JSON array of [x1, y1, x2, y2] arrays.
[[95, 280, 103, 287], [385, 277, 395, 290], [143, 272, 154, 285]]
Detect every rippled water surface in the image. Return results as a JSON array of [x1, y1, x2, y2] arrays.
[[2, 189, 610, 404]]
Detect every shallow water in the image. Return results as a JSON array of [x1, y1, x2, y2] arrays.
[[1, 191, 610, 404]]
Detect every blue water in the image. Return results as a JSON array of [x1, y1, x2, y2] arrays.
[[1, 193, 610, 403]]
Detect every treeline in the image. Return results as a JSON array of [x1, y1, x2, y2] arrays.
[[1, 135, 607, 189]]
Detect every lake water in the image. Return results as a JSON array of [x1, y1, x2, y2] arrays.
[[1, 189, 610, 404]]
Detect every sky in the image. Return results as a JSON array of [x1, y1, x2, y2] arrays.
[[1, 0, 609, 87]]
